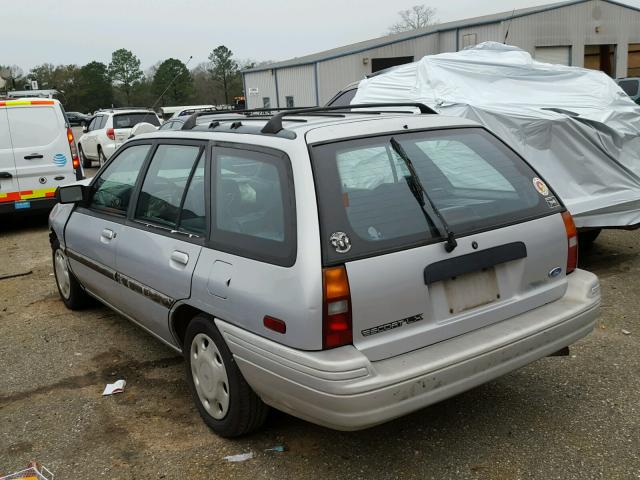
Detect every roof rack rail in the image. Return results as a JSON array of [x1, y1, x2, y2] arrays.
[[181, 107, 300, 130], [260, 103, 436, 134]]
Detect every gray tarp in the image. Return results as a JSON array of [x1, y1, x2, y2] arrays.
[[352, 42, 640, 228]]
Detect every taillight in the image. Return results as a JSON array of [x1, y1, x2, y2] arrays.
[[562, 211, 578, 274], [322, 266, 352, 349], [66, 127, 79, 169], [106, 128, 115, 140]]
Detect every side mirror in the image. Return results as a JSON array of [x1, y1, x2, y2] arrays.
[[82, 125, 89, 133], [56, 184, 88, 204]]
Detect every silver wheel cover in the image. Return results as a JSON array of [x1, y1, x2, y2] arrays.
[[54, 249, 71, 299], [191, 333, 230, 420]]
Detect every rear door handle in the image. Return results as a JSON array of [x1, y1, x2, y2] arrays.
[[0, 172, 12, 179], [24, 154, 44, 160], [101, 228, 116, 240], [171, 251, 189, 265]]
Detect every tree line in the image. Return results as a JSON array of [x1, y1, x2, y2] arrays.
[[1, 46, 263, 113]]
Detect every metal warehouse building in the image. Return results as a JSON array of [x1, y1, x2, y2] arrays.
[[242, 0, 640, 109]]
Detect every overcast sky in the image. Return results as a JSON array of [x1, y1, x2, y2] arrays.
[[3, 0, 640, 71]]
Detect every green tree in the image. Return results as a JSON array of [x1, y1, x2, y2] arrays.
[[76, 61, 113, 112], [29, 63, 81, 109], [108, 48, 143, 105], [208, 45, 238, 105], [152, 58, 193, 106]]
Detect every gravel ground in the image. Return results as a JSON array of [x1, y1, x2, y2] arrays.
[[1, 215, 639, 479]]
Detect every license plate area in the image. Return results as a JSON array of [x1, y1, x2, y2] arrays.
[[443, 268, 499, 315]]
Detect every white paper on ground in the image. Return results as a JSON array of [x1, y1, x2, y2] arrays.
[[102, 379, 126, 396], [224, 452, 255, 462], [352, 42, 640, 229]]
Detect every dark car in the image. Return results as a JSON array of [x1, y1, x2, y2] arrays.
[[66, 111, 90, 126]]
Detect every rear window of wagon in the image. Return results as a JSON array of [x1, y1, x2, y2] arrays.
[[310, 127, 563, 265]]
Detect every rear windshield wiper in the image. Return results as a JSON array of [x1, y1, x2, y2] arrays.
[[390, 137, 458, 253]]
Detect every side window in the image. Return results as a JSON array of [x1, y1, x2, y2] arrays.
[[262, 97, 271, 109], [212, 147, 295, 266], [172, 121, 184, 131], [159, 121, 173, 131], [90, 144, 151, 214], [87, 117, 97, 130], [327, 89, 357, 107], [97, 116, 108, 129], [135, 144, 202, 228], [179, 155, 206, 234]]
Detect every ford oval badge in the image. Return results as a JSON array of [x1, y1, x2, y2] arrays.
[[548, 267, 563, 278]]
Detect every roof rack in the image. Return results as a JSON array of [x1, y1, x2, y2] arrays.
[[181, 103, 435, 132], [181, 107, 303, 130], [261, 103, 436, 134]]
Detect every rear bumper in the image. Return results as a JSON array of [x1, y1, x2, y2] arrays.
[[0, 197, 57, 215], [216, 269, 600, 431]]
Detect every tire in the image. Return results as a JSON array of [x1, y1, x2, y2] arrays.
[[98, 147, 107, 167], [579, 229, 601, 247], [79, 145, 91, 168], [52, 239, 90, 310], [184, 314, 269, 437]]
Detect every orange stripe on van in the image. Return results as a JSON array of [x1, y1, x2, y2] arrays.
[[0, 187, 57, 202], [0, 99, 55, 107]]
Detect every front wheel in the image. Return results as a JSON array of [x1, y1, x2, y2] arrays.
[[98, 148, 107, 167], [184, 314, 268, 437], [79, 145, 91, 168], [52, 240, 90, 310]]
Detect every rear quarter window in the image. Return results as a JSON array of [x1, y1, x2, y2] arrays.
[[311, 127, 563, 265]]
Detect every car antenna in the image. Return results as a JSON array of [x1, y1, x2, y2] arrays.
[[144, 55, 194, 123], [504, 8, 516, 44]]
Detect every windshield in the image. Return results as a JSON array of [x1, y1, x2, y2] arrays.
[[310, 127, 563, 265], [113, 112, 160, 128]]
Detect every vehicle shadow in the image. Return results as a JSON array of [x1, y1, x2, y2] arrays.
[[0, 212, 50, 234]]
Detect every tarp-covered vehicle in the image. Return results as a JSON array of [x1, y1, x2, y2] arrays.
[[349, 42, 640, 232]]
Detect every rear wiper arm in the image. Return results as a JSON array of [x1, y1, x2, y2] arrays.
[[390, 137, 458, 253]]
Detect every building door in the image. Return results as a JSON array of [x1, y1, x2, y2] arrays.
[[371, 56, 414, 73], [628, 44, 640, 77], [534, 46, 571, 66], [584, 45, 616, 77]]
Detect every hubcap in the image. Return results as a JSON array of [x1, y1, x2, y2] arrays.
[[191, 333, 230, 420], [54, 249, 71, 299]]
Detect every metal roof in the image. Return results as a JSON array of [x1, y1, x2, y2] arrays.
[[243, 0, 639, 74]]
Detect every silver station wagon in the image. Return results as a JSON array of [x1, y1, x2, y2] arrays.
[[49, 104, 601, 437]]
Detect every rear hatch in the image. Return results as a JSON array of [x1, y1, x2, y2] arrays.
[[311, 127, 569, 361], [6, 101, 75, 206], [112, 112, 160, 144]]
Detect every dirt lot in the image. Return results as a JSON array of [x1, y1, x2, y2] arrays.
[[1, 213, 639, 479]]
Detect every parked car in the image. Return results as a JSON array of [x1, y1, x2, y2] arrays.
[[616, 77, 640, 104], [50, 104, 600, 437], [77, 109, 161, 167], [0, 98, 82, 214], [66, 111, 90, 127]]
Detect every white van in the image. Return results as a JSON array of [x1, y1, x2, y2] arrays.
[[0, 98, 82, 214]]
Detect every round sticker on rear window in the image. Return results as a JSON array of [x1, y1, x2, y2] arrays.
[[532, 177, 549, 196]]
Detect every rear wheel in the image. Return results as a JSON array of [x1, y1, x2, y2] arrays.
[[78, 145, 91, 168], [184, 314, 268, 437], [52, 239, 90, 310], [579, 229, 601, 247], [98, 147, 107, 167]]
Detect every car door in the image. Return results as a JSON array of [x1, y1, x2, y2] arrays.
[[64, 143, 152, 306], [113, 140, 207, 344], [82, 116, 99, 158], [0, 106, 20, 205]]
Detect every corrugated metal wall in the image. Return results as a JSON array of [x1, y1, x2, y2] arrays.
[[317, 34, 439, 104], [244, 70, 277, 109], [275, 65, 317, 107], [244, 0, 640, 107]]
